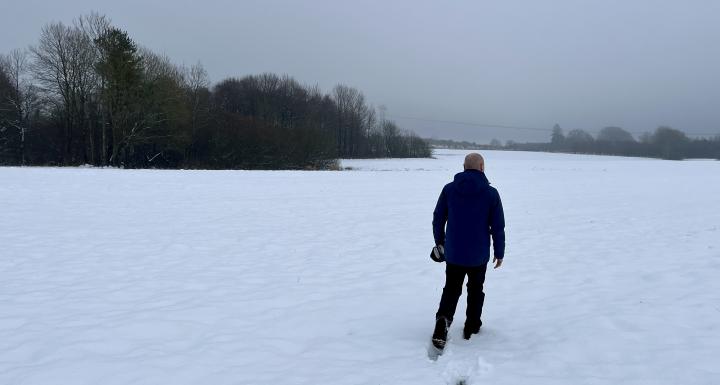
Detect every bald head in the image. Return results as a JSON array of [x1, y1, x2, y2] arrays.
[[464, 153, 485, 171]]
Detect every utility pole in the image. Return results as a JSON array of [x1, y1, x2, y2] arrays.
[[378, 105, 388, 156]]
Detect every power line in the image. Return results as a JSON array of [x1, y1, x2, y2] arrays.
[[387, 115, 552, 132], [387, 114, 720, 138]]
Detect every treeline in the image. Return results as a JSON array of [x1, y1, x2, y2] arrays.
[[0, 13, 430, 169], [425, 138, 489, 150], [487, 125, 720, 160]]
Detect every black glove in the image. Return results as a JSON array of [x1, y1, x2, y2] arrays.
[[430, 245, 445, 263]]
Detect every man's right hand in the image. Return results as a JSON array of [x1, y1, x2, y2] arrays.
[[493, 257, 503, 269]]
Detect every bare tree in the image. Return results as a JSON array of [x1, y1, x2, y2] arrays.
[[76, 12, 111, 164], [0, 50, 27, 163], [76, 12, 111, 43], [185, 62, 210, 160], [187, 62, 209, 95], [332, 85, 371, 157], [30, 22, 97, 164]]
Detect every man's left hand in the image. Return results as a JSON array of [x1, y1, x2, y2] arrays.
[[493, 257, 503, 269]]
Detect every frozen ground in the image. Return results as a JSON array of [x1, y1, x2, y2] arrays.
[[1, 149, 719, 385]]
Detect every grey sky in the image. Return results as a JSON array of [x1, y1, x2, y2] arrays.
[[2, 0, 719, 142]]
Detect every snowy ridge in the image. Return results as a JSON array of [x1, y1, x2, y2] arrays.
[[1, 150, 719, 384]]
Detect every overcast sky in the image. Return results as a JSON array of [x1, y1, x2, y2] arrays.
[[2, 0, 719, 142]]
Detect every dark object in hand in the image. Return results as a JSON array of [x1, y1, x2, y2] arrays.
[[430, 245, 445, 263]]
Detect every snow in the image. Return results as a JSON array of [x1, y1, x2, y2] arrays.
[[1, 149, 719, 385]]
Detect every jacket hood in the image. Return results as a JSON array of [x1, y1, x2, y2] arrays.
[[453, 170, 490, 195]]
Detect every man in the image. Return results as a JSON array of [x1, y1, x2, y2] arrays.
[[431, 153, 505, 350]]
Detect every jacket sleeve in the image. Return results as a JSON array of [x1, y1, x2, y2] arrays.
[[432, 187, 448, 246], [490, 189, 506, 259]]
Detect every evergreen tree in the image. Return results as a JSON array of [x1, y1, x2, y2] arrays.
[[95, 28, 143, 166], [551, 124, 565, 149]]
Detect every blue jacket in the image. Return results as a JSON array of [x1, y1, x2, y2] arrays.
[[433, 170, 505, 266]]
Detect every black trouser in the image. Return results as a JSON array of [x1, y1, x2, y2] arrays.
[[436, 262, 488, 328]]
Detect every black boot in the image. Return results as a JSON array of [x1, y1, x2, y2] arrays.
[[463, 320, 481, 340], [432, 316, 449, 349]]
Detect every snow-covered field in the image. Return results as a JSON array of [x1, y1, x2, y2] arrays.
[[1, 149, 719, 385]]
